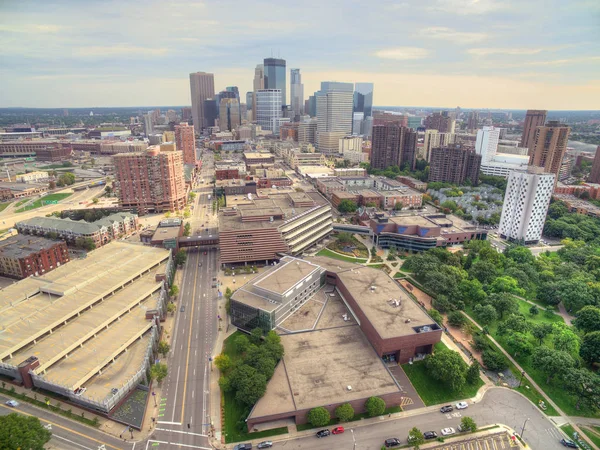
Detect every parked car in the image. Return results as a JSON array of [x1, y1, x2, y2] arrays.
[[441, 427, 456, 436], [455, 401, 469, 409], [457, 423, 467, 432], [5, 400, 18, 407], [257, 442, 272, 449], [560, 438, 578, 448], [440, 405, 453, 413], [332, 426, 345, 435], [316, 429, 331, 438], [424, 431, 438, 439], [180, 306, 185, 312], [384, 437, 401, 447], [233, 444, 252, 450]]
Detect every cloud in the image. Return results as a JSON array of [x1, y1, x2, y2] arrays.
[[527, 56, 600, 66], [0, 24, 63, 33], [428, 0, 508, 15], [73, 45, 169, 57], [420, 27, 488, 44], [375, 47, 431, 60], [468, 47, 544, 56]]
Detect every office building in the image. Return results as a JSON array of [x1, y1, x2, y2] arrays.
[[353, 82, 374, 118], [521, 109, 547, 154], [219, 98, 241, 131], [339, 136, 363, 154], [529, 121, 571, 178], [475, 126, 500, 164], [264, 58, 286, 107], [424, 111, 455, 133], [316, 81, 354, 155], [290, 68, 304, 119], [353, 112, 365, 135], [298, 118, 318, 145], [429, 145, 481, 185], [255, 89, 283, 132], [467, 111, 479, 132], [0, 235, 69, 279], [143, 113, 153, 136], [114, 145, 186, 214], [373, 112, 407, 127], [203, 99, 218, 129], [181, 107, 192, 122], [252, 64, 265, 119], [189, 72, 215, 133], [174, 123, 195, 165], [499, 168, 555, 244], [588, 146, 600, 184]]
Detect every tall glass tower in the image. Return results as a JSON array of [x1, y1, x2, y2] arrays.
[[353, 82, 374, 117], [264, 58, 286, 108]]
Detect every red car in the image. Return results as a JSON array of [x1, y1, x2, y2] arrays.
[[332, 426, 345, 435]]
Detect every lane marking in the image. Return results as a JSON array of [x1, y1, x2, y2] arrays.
[[52, 434, 95, 450], [170, 365, 181, 422], [156, 421, 182, 426], [154, 428, 207, 437], [146, 440, 210, 450]]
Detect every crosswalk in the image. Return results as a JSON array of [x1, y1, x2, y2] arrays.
[[545, 426, 563, 441]]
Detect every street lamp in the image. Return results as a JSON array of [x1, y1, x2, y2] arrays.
[[518, 370, 525, 388], [520, 417, 530, 441], [350, 428, 356, 450]]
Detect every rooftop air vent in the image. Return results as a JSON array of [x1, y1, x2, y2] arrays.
[[347, 386, 352, 391], [405, 318, 411, 323]]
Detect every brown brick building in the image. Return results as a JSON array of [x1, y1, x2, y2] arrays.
[[529, 121, 570, 179], [175, 123, 196, 165], [0, 235, 69, 279], [424, 111, 455, 133], [429, 144, 481, 185], [0, 141, 72, 161], [114, 145, 186, 214]]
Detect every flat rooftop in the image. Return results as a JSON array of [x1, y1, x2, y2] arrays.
[[389, 215, 437, 228], [249, 325, 401, 419], [253, 257, 321, 295], [244, 152, 273, 159], [0, 234, 63, 259], [152, 226, 180, 241]]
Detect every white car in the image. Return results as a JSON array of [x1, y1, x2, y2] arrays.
[[5, 400, 19, 407], [441, 427, 455, 436], [455, 401, 468, 409]]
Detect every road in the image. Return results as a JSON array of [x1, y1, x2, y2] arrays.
[[145, 152, 219, 449], [0, 394, 131, 450]]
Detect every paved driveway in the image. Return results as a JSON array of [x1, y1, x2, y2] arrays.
[[387, 364, 426, 410]]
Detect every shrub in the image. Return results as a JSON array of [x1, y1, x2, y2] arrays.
[[335, 403, 355, 422], [447, 311, 467, 327], [307, 407, 330, 427], [481, 349, 508, 371], [365, 396, 386, 417]]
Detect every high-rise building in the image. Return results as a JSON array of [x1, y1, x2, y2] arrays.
[[353, 82, 374, 118], [424, 111, 455, 133], [467, 111, 479, 133], [298, 118, 318, 145], [499, 168, 555, 244], [219, 98, 241, 131], [529, 121, 570, 178], [373, 112, 408, 127], [143, 113, 153, 136], [264, 58, 286, 107], [353, 112, 364, 135], [252, 64, 265, 119], [422, 130, 456, 162], [245, 91, 253, 117], [429, 144, 481, 185], [174, 123, 195, 165], [114, 145, 186, 214], [290, 68, 304, 119], [203, 99, 218, 128], [181, 107, 192, 122], [401, 128, 418, 171], [307, 95, 317, 117], [521, 109, 547, 154], [588, 146, 600, 183], [475, 126, 500, 164], [371, 122, 417, 171], [316, 81, 354, 155], [189, 72, 215, 133], [255, 89, 283, 132]]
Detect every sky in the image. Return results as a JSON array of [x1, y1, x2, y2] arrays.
[[1, 0, 599, 109]]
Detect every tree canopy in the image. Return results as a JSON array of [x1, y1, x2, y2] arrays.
[[0, 414, 51, 450]]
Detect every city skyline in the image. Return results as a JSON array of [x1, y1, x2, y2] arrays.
[[1, 0, 599, 109]]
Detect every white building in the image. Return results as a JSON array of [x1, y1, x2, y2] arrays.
[[352, 112, 364, 135], [339, 136, 363, 153], [316, 82, 354, 155], [272, 117, 291, 135], [475, 126, 500, 164], [480, 153, 530, 178], [255, 89, 282, 132], [498, 168, 555, 244]]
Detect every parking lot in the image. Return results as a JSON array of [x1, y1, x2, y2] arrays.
[[427, 432, 520, 450]]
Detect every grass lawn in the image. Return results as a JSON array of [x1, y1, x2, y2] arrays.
[[581, 427, 600, 448], [562, 424, 597, 449], [402, 360, 484, 406], [393, 272, 405, 278], [367, 263, 384, 269], [15, 193, 72, 213], [0, 202, 10, 213], [316, 248, 367, 263], [327, 234, 369, 258]]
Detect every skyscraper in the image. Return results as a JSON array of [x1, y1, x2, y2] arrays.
[[203, 99, 218, 129], [219, 98, 241, 131], [521, 109, 547, 153], [352, 112, 364, 135], [499, 168, 555, 244], [316, 81, 354, 155], [467, 111, 479, 133], [529, 121, 570, 178], [189, 72, 215, 134], [255, 89, 282, 132], [252, 64, 265, 120], [424, 111, 455, 133], [371, 120, 417, 171], [174, 123, 196, 165], [475, 126, 500, 164], [264, 58, 286, 107], [429, 145, 481, 185], [353, 82, 374, 118], [290, 68, 304, 119], [588, 146, 600, 184]]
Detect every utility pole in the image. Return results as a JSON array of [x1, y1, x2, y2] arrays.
[[520, 417, 530, 441]]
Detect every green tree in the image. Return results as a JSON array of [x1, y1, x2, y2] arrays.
[[428, 308, 444, 326], [230, 364, 267, 405], [563, 368, 600, 411], [481, 349, 508, 371], [183, 222, 191, 236], [580, 331, 600, 365], [365, 396, 386, 417], [169, 284, 179, 297], [529, 305, 540, 316], [490, 293, 519, 319], [469, 260, 498, 285], [505, 332, 533, 358], [57, 172, 76, 187], [92, 197, 99, 204], [250, 327, 263, 345], [166, 302, 176, 315], [573, 306, 600, 333], [158, 341, 170, 357], [531, 323, 553, 345], [552, 324, 581, 356], [175, 249, 187, 266], [307, 407, 330, 427], [336, 232, 354, 245], [338, 199, 358, 213], [75, 237, 96, 251], [150, 362, 168, 383], [0, 413, 51, 450], [218, 375, 232, 392], [234, 334, 250, 353], [183, 209, 191, 219], [447, 311, 467, 327], [460, 416, 477, 432], [473, 304, 497, 325], [497, 314, 530, 335], [335, 403, 355, 422], [408, 427, 425, 449], [466, 360, 481, 384], [425, 349, 468, 391], [214, 354, 232, 372], [531, 347, 574, 384]]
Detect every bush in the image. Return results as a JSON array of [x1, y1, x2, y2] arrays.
[[447, 311, 467, 327], [365, 396, 386, 417], [307, 407, 330, 427], [481, 349, 508, 371], [335, 403, 355, 422]]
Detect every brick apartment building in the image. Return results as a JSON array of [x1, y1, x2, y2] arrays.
[[0, 235, 70, 279], [114, 145, 186, 214], [175, 123, 196, 165], [396, 176, 427, 191], [0, 141, 72, 161], [215, 160, 245, 180], [429, 145, 481, 185]]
